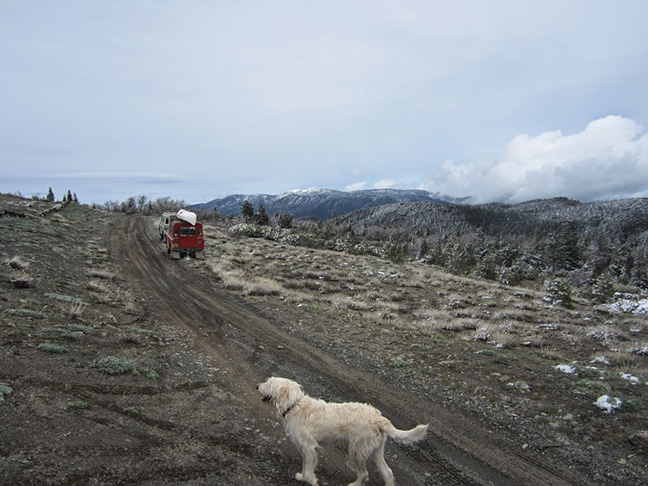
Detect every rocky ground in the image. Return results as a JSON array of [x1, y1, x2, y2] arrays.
[[1, 194, 646, 485]]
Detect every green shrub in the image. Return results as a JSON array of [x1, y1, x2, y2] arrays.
[[98, 356, 135, 375], [574, 379, 611, 396], [67, 400, 89, 410], [389, 358, 409, 368], [96, 356, 158, 379], [67, 324, 95, 335], [574, 365, 605, 379], [137, 367, 159, 380], [544, 278, 573, 308], [229, 223, 263, 238], [37, 343, 68, 354], [5, 308, 48, 319], [621, 397, 643, 414], [45, 293, 79, 303]]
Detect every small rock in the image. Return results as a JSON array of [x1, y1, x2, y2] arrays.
[[514, 381, 531, 392], [8, 277, 32, 288], [628, 430, 648, 448], [0, 384, 13, 403]]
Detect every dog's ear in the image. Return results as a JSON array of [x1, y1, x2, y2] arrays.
[[277, 385, 291, 409], [275, 381, 302, 411]]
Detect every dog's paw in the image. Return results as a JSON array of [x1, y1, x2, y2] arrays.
[[295, 472, 319, 485]]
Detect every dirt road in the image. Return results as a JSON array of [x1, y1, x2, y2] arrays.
[[113, 216, 593, 485]]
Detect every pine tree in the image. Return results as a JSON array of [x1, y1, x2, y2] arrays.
[[276, 212, 293, 229], [558, 220, 581, 270], [241, 200, 254, 223], [46, 187, 55, 202], [256, 202, 270, 226]]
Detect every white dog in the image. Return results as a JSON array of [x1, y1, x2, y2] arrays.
[[256, 377, 428, 486]]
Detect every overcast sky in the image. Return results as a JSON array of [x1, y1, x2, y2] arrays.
[[1, 1, 647, 205]]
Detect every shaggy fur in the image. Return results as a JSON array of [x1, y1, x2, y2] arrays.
[[257, 377, 428, 486]]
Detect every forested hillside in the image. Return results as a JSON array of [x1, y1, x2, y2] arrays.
[[335, 197, 648, 298]]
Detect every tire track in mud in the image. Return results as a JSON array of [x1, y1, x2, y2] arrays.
[[113, 216, 594, 486], [112, 217, 358, 484]]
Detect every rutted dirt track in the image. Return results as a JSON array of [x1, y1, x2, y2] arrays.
[[114, 216, 592, 485]]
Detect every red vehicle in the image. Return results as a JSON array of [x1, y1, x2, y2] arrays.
[[164, 210, 205, 259]]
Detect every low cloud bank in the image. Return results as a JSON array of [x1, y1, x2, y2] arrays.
[[422, 116, 648, 203]]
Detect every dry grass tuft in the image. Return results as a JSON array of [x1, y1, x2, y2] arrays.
[[8, 256, 29, 270]]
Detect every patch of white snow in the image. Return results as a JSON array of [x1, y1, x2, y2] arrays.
[[590, 356, 610, 365], [595, 395, 622, 413], [620, 373, 641, 384], [555, 364, 576, 374]]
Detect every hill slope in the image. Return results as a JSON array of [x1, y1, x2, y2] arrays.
[[3, 194, 647, 485], [341, 197, 648, 240]]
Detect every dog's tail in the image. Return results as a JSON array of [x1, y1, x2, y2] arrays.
[[382, 421, 428, 445]]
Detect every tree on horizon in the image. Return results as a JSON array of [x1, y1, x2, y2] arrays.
[[241, 200, 254, 223], [256, 202, 270, 226]]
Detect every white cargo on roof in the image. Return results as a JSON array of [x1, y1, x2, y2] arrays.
[[176, 209, 197, 225]]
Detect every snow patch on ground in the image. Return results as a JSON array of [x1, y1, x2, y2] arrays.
[[555, 364, 576, 374], [595, 395, 623, 413], [555, 360, 647, 412], [602, 293, 648, 314], [620, 373, 641, 384]]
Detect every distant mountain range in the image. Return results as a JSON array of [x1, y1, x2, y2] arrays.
[[193, 188, 467, 219]]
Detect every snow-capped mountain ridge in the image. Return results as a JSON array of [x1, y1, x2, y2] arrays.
[[194, 188, 462, 219]]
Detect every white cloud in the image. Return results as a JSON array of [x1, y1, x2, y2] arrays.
[[373, 179, 398, 189], [422, 116, 648, 203], [344, 181, 368, 192], [345, 179, 402, 191]]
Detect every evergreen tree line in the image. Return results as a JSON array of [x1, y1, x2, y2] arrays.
[[44, 187, 79, 203], [99, 195, 193, 217], [96, 195, 294, 229], [240, 200, 293, 228]]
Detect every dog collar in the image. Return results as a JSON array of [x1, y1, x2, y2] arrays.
[[282, 399, 300, 417]]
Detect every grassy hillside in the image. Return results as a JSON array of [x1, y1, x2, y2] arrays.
[[2, 193, 647, 484]]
